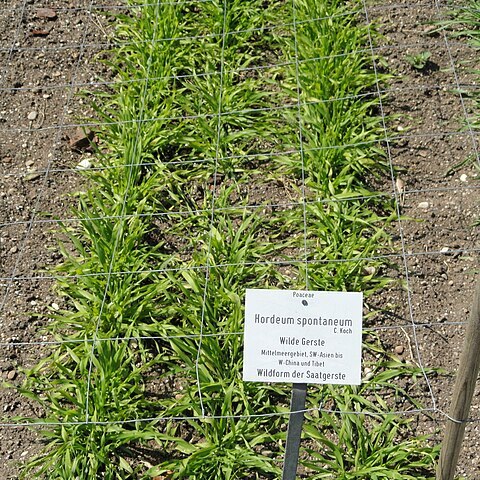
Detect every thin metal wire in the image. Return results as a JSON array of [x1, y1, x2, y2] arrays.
[[82, 1, 163, 423], [0, 10, 471, 58], [1, 246, 478, 284], [0, 101, 295, 133], [0, 319, 471, 348], [433, 0, 480, 168], [362, 1, 438, 412], [2, 183, 479, 230], [0, 0, 212, 16], [0, 0, 29, 84], [291, 0, 310, 291], [0, 0, 455, 17], [2, 89, 477, 134], [0, 14, 334, 53], [195, 0, 228, 418], [2, 54, 478, 95], [0, 0, 437, 16], [0, 405, 477, 429]]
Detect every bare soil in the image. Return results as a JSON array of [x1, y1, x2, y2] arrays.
[[0, 0, 479, 479], [0, 1, 114, 476], [368, 1, 480, 478]]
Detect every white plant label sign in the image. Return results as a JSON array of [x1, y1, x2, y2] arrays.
[[243, 289, 363, 385]]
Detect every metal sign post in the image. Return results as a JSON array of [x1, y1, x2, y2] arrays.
[[282, 383, 307, 480]]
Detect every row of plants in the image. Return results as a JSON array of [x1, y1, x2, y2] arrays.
[[12, 0, 438, 478]]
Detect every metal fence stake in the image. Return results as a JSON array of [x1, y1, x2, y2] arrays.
[[437, 279, 480, 480], [282, 383, 307, 480]]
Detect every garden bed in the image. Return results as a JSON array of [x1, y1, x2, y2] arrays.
[[0, 0, 479, 478]]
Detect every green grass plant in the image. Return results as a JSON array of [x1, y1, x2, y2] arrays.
[[303, 413, 438, 479], [149, 208, 288, 478], [277, 0, 390, 193], [18, 341, 161, 479]]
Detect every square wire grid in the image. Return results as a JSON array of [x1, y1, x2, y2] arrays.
[[0, 0, 479, 476]]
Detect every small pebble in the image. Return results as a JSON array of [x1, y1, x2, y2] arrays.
[[9, 246, 18, 254], [51, 302, 60, 310], [36, 7, 57, 20], [460, 174, 468, 182], [363, 266, 376, 276], [395, 177, 405, 193], [25, 160, 34, 167], [25, 171, 42, 181], [440, 247, 449, 253], [76, 158, 92, 170], [394, 345, 405, 355], [27, 111, 38, 121], [7, 370, 16, 380], [364, 367, 374, 380], [418, 201, 429, 209]]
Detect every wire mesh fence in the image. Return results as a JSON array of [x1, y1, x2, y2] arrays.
[[0, 0, 479, 478]]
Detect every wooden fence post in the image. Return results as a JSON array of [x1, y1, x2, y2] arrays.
[[437, 278, 480, 480]]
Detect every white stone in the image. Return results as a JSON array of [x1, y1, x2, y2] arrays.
[[363, 266, 376, 276], [76, 158, 92, 170], [27, 111, 38, 121], [418, 201, 429, 209], [460, 174, 468, 182]]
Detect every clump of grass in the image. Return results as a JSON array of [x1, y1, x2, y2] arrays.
[[304, 413, 438, 479], [277, 0, 390, 192], [18, 341, 161, 479], [14, 1, 193, 477]]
